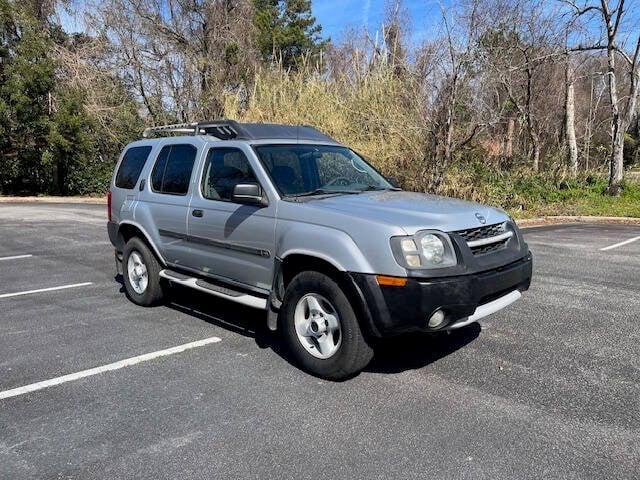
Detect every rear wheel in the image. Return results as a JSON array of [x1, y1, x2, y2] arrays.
[[122, 237, 165, 306], [280, 271, 373, 380]]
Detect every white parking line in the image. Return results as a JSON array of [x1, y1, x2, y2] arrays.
[[0, 254, 33, 261], [0, 282, 93, 299], [600, 236, 640, 251], [0, 336, 222, 400]]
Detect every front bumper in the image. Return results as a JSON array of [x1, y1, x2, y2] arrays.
[[349, 253, 532, 336]]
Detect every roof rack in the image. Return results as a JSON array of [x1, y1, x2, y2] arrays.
[[142, 120, 245, 140], [142, 120, 337, 143]]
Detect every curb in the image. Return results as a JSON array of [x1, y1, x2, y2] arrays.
[[517, 216, 640, 228], [0, 196, 107, 205]]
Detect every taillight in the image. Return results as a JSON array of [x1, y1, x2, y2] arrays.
[[107, 190, 112, 222]]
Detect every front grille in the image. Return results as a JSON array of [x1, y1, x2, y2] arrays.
[[470, 241, 507, 255], [456, 222, 505, 242], [455, 222, 510, 256]]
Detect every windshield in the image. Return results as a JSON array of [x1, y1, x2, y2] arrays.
[[253, 144, 393, 197]]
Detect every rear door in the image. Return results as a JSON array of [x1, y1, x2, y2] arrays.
[[137, 141, 201, 266], [187, 145, 276, 291], [110, 144, 153, 223]]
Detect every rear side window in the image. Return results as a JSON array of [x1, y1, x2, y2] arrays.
[[150, 144, 197, 195], [115, 146, 152, 189], [201, 148, 258, 201]]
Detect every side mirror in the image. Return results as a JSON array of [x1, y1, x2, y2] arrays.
[[386, 176, 400, 188], [232, 183, 268, 207]]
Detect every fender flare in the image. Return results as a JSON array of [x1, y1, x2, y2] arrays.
[[117, 221, 167, 266], [278, 248, 347, 271]]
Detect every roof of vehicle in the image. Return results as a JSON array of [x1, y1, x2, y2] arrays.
[[142, 120, 338, 144]]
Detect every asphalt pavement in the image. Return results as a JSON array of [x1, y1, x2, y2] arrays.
[[1, 203, 639, 479]]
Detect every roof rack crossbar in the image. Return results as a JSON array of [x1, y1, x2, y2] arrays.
[[141, 120, 337, 143], [142, 120, 246, 140], [142, 123, 198, 138]]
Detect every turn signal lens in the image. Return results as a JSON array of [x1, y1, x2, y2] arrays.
[[401, 239, 418, 252], [376, 275, 408, 287]]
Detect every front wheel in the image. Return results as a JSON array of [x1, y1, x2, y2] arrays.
[[280, 271, 374, 380]]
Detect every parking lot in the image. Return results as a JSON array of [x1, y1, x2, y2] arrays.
[[1, 203, 639, 479]]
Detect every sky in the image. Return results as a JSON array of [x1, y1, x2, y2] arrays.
[[58, 1, 445, 44], [58, 0, 640, 52], [311, 0, 445, 45]]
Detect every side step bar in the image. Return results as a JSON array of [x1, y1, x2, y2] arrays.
[[159, 270, 267, 310]]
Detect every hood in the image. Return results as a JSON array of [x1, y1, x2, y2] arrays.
[[305, 190, 509, 234]]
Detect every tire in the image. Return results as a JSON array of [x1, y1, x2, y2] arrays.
[[280, 271, 374, 380], [122, 237, 165, 306]]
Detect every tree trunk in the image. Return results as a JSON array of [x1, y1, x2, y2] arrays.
[[503, 116, 515, 168], [524, 65, 539, 172], [605, 45, 624, 195], [433, 76, 458, 191], [56, 158, 66, 195], [531, 130, 540, 173], [565, 68, 578, 177]]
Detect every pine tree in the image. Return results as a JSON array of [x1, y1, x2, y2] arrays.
[[0, 0, 55, 193], [253, 0, 328, 70]]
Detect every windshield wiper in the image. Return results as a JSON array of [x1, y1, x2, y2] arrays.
[[359, 185, 401, 192], [289, 188, 360, 198]]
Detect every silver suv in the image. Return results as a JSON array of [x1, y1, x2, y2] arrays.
[[107, 120, 532, 379]]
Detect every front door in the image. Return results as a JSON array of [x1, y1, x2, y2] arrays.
[[187, 146, 276, 292]]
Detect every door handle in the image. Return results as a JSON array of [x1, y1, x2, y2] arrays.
[[192, 209, 203, 218]]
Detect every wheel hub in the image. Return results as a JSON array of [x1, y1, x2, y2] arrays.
[[127, 251, 148, 295], [294, 293, 342, 359]]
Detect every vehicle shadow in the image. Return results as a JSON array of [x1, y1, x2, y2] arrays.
[[114, 275, 275, 348], [115, 276, 481, 376], [164, 285, 276, 350], [365, 323, 481, 374]]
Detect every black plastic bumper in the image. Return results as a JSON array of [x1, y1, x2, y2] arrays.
[[349, 253, 532, 337], [107, 221, 121, 249]]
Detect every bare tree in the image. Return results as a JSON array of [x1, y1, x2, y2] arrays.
[[90, 0, 258, 123], [427, 0, 493, 189], [565, 51, 579, 176], [564, 0, 640, 194], [481, 0, 564, 172]]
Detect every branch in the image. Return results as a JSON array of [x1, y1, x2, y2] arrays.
[[611, 0, 625, 39], [612, 37, 640, 67], [631, 34, 640, 69], [560, 0, 602, 16], [453, 123, 485, 152], [570, 43, 608, 52]]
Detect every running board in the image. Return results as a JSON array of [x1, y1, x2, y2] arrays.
[[159, 270, 267, 309]]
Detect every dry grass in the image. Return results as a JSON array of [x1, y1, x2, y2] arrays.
[[224, 66, 428, 184], [223, 65, 639, 218]]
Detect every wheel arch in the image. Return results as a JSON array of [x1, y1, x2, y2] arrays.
[[117, 221, 166, 265], [275, 253, 379, 339]]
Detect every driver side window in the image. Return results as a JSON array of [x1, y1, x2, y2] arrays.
[[201, 148, 258, 202]]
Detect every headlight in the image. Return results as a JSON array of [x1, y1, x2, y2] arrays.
[[420, 234, 445, 264], [390, 230, 457, 269]]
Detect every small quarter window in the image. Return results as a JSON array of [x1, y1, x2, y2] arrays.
[[201, 148, 258, 201], [115, 146, 152, 189], [150, 144, 197, 195]]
